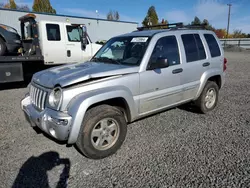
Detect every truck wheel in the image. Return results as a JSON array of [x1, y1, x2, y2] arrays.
[[76, 105, 127, 159], [195, 81, 219, 114], [0, 38, 7, 56]]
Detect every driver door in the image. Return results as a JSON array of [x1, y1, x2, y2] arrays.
[[139, 35, 183, 114]]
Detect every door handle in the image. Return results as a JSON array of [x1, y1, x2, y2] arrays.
[[172, 68, 183, 74], [203, 62, 210, 67], [67, 50, 71, 57]]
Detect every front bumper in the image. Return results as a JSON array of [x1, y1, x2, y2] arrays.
[[21, 96, 72, 141]]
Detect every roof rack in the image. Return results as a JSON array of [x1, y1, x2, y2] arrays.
[[137, 22, 183, 31], [136, 22, 208, 31]]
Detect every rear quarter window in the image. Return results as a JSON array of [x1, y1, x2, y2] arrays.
[[204, 34, 221, 57]]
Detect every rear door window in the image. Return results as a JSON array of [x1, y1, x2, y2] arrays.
[[194, 34, 206, 60], [181, 34, 206, 62], [204, 34, 221, 57]]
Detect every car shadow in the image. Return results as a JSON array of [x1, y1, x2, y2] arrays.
[[177, 103, 202, 114], [12, 151, 71, 188]]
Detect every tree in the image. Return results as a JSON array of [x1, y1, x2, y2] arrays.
[[142, 6, 159, 26], [107, 10, 120, 21], [214, 29, 227, 38], [202, 19, 214, 30], [114, 11, 119, 21], [2, 0, 17, 9], [32, 0, 56, 14], [9, 0, 17, 9], [191, 16, 201, 25], [161, 19, 168, 25], [233, 29, 243, 38], [158, 18, 169, 29], [1, 0, 30, 11]]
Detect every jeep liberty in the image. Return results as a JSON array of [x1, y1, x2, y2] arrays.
[[21, 23, 227, 159]]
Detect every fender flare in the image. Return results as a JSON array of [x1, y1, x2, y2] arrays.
[[66, 86, 137, 144], [194, 69, 222, 100]]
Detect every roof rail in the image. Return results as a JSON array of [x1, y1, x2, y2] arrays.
[[137, 22, 184, 31], [136, 22, 208, 31], [184, 23, 208, 29]]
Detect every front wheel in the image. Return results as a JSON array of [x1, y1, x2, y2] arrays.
[[76, 105, 127, 159], [195, 81, 219, 114]]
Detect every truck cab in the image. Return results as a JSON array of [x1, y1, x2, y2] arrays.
[[19, 14, 102, 65]]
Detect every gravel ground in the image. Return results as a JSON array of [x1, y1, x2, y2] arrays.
[[0, 51, 250, 188]]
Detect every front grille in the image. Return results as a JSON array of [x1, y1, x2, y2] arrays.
[[30, 84, 48, 110]]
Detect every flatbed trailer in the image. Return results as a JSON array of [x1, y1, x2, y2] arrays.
[[0, 55, 44, 83]]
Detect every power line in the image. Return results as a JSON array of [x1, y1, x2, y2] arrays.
[[226, 3, 232, 38]]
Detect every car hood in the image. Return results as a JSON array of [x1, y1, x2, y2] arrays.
[[32, 61, 139, 88]]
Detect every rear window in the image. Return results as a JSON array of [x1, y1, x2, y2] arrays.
[[204, 34, 221, 57], [181, 34, 206, 62]]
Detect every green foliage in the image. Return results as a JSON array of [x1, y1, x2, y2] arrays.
[[1, 0, 30, 10], [142, 6, 159, 26], [191, 16, 201, 25], [2, 0, 17, 9], [107, 10, 120, 21], [202, 19, 214, 31], [32, 0, 56, 14], [9, 0, 17, 9]]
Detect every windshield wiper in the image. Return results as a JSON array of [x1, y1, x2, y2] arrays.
[[91, 57, 121, 65]]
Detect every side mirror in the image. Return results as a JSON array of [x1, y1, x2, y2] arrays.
[[79, 25, 87, 50], [148, 58, 169, 70]]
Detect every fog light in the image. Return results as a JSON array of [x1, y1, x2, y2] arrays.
[[48, 116, 68, 126]]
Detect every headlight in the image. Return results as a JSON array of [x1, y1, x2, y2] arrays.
[[49, 87, 63, 109]]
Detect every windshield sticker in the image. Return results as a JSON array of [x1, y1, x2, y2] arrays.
[[131, 37, 148, 43]]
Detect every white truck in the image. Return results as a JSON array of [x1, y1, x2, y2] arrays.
[[0, 13, 102, 83]]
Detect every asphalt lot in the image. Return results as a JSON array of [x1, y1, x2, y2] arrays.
[[0, 51, 250, 188]]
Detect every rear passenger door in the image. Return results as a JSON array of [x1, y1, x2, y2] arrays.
[[179, 33, 208, 101], [139, 35, 183, 114]]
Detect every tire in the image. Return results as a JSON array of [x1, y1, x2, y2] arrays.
[[0, 38, 7, 56], [195, 81, 219, 114], [76, 104, 127, 159]]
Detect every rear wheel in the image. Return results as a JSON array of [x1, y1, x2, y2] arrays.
[[195, 81, 219, 114], [0, 38, 7, 56], [76, 105, 127, 159]]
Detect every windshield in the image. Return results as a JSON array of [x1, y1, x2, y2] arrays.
[[91, 36, 151, 66]]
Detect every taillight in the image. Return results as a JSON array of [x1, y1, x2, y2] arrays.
[[223, 58, 227, 71]]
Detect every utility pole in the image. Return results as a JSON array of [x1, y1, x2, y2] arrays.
[[226, 3, 232, 38]]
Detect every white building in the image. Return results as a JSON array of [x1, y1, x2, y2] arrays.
[[0, 8, 138, 42]]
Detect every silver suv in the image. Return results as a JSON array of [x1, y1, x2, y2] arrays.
[[21, 23, 227, 159]]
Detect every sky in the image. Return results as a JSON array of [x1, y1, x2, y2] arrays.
[[2, 0, 250, 33]]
